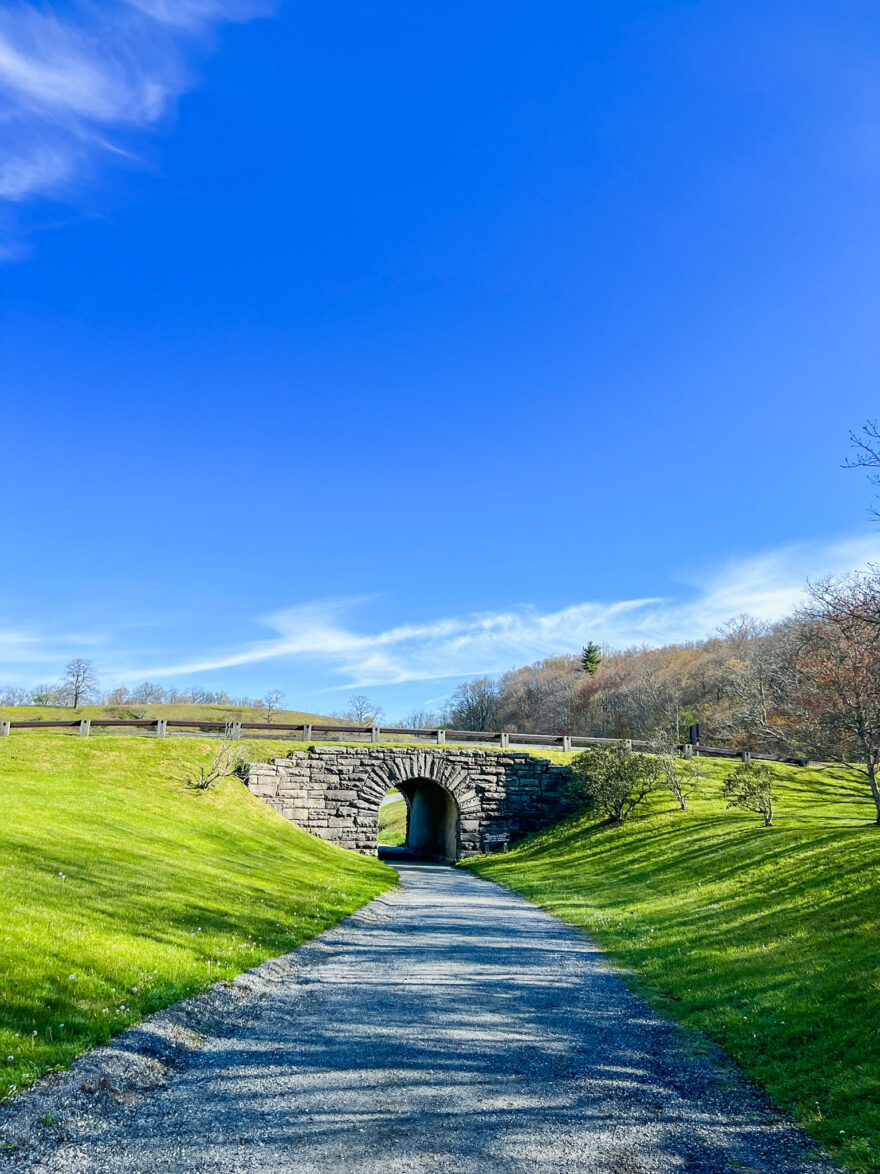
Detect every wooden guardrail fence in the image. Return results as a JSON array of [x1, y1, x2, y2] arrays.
[[0, 716, 807, 765]]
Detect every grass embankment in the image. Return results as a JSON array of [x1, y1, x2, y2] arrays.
[[465, 759, 880, 1172], [0, 735, 395, 1101], [0, 703, 337, 726], [378, 792, 407, 846]]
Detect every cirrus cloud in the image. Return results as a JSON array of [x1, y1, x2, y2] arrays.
[[5, 533, 880, 699], [106, 533, 880, 690], [0, 0, 274, 244]]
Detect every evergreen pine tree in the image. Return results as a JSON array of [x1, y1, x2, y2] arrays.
[[581, 641, 602, 676]]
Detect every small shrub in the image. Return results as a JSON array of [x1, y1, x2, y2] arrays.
[[722, 760, 775, 826], [647, 730, 703, 810], [182, 738, 247, 791], [569, 742, 661, 823]]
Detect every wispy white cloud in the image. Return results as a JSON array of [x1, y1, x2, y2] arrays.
[[0, 625, 103, 672], [127, 595, 660, 685], [120, 533, 880, 688], [127, 1, 271, 30], [6, 534, 880, 692], [0, 0, 273, 235]]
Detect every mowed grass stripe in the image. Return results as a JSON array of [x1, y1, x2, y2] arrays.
[[0, 735, 396, 1101], [465, 760, 880, 1173]]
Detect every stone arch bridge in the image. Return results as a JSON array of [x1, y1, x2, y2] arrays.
[[245, 745, 575, 860]]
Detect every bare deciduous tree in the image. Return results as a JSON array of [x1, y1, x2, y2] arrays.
[[262, 688, 286, 722], [496, 657, 579, 734], [442, 677, 500, 731], [60, 659, 99, 709], [344, 695, 385, 724], [791, 577, 880, 824], [807, 571, 880, 627], [388, 709, 440, 730], [845, 418, 880, 519], [131, 681, 166, 704], [647, 730, 702, 810]]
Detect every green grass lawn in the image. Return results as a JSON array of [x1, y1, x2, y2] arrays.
[[464, 759, 880, 1172], [0, 734, 396, 1101], [378, 792, 407, 846]]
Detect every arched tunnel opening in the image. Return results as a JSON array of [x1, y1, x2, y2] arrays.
[[378, 777, 459, 861]]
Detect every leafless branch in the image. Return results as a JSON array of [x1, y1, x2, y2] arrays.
[[182, 737, 248, 791]]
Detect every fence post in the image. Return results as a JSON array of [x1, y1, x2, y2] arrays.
[[435, 728, 446, 745], [226, 721, 242, 740], [500, 732, 510, 749], [302, 723, 312, 743], [682, 743, 693, 759], [79, 720, 91, 737], [562, 736, 572, 753], [155, 719, 167, 738], [371, 726, 380, 743], [740, 750, 751, 762], [624, 739, 632, 751], [0, 721, 9, 738]]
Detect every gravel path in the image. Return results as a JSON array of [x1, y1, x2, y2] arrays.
[[1, 862, 837, 1173]]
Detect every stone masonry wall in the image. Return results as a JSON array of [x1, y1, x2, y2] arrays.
[[244, 745, 576, 858]]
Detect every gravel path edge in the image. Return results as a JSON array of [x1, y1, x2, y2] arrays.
[[0, 885, 405, 1167]]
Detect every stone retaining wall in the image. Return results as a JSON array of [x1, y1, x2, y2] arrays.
[[245, 745, 575, 859]]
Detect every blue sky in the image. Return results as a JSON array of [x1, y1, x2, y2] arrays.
[[2, 1, 879, 717]]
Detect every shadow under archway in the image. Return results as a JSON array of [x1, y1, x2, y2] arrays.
[[379, 776, 460, 862]]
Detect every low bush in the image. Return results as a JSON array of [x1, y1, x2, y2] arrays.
[[569, 742, 661, 823], [722, 760, 775, 826]]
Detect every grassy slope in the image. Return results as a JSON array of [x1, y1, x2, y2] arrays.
[[0, 704, 338, 725], [378, 793, 407, 846], [0, 735, 395, 1101], [465, 760, 880, 1173]]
